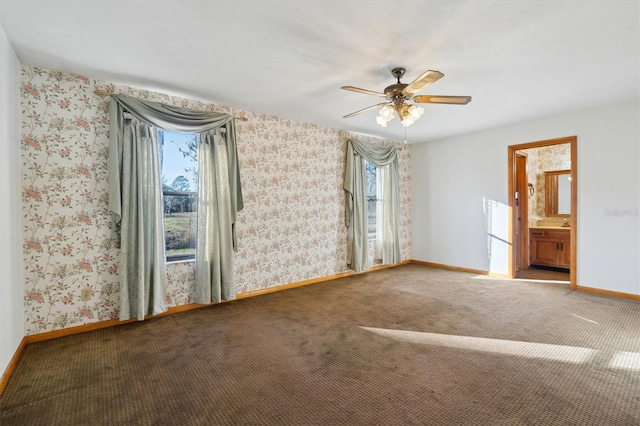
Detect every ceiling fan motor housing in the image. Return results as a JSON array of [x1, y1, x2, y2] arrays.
[[384, 83, 409, 98]]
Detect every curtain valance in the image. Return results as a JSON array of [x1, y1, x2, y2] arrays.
[[111, 94, 233, 133], [347, 138, 398, 167]]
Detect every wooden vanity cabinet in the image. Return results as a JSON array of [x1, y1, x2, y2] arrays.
[[529, 228, 570, 270]]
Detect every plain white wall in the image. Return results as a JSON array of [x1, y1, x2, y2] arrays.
[[0, 25, 25, 381], [411, 98, 639, 295]]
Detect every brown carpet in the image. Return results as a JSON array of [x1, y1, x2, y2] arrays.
[[1, 264, 639, 425]]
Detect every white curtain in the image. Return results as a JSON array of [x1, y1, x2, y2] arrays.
[[116, 118, 167, 320], [194, 129, 236, 303], [344, 139, 401, 272]]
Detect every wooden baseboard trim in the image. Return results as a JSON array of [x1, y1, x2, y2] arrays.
[[236, 271, 357, 300], [24, 301, 222, 344], [26, 318, 133, 344], [410, 260, 491, 276], [0, 337, 27, 396], [236, 260, 410, 300], [576, 285, 640, 301]]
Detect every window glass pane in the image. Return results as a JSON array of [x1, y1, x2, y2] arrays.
[[163, 194, 197, 259], [158, 130, 199, 260], [159, 131, 198, 192]]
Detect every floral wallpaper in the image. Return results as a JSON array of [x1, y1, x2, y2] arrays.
[[21, 65, 412, 335], [518, 144, 571, 225]]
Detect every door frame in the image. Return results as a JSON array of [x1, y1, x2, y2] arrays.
[[515, 152, 529, 271], [507, 136, 577, 289]]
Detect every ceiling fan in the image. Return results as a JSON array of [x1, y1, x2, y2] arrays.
[[341, 67, 471, 127]]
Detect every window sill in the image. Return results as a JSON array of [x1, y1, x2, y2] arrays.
[[166, 258, 196, 266]]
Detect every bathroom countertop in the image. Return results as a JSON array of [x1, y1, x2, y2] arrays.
[[529, 225, 571, 230]]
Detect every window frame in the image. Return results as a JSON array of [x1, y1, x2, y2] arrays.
[[162, 189, 198, 262]]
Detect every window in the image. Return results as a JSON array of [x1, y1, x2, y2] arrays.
[[158, 130, 198, 262], [365, 161, 381, 240]]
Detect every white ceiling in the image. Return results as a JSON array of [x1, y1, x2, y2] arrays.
[[1, 0, 638, 143]]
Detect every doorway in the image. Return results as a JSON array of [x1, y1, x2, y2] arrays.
[[508, 136, 577, 289]]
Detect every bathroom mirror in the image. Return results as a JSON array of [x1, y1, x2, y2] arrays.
[[544, 170, 571, 217]]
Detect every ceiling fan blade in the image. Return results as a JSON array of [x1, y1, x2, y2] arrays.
[[413, 95, 472, 105], [341, 86, 387, 97], [343, 102, 390, 118], [403, 70, 444, 95]]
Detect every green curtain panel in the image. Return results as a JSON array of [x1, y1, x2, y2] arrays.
[[111, 117, 167, 320], [344, 139, 401, 272], [108, 95, 243, 320], [194, 129, 238, 304]]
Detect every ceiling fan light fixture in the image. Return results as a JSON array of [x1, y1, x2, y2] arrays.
[[401, 116, 414, 127], [376, 105, 395, 127], [399, 104, 423, 127], [380, 105, 395, 120], [376, 115, 389, 127], [409, 105, 424, 120]]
